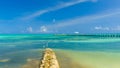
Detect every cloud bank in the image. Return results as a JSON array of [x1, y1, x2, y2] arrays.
[[94, 26, 110, 30]]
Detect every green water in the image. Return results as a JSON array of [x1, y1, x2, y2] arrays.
[[55, 49, 120, 68], [0, 34, 120, 68]]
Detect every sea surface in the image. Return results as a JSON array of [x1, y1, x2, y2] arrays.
[[0, 34, 120, 68]]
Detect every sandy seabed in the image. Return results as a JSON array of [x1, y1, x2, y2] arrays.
[[55, 49, 120, 68]]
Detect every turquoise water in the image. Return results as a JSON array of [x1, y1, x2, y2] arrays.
[[0, 34, 120, 68]]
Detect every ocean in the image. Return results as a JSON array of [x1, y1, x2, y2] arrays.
[[0, 34, 120, 68]]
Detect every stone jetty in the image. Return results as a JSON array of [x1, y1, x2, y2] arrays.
[[40, 48, 60, 68]]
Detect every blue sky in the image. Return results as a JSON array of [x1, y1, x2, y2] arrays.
[[0, 0, 120, 34]]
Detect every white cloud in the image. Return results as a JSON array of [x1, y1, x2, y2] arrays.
[[74, 31, 79, 34], [94, 26, 102, 30], [40, 26, 48, 32], [94, 26, 120, 31], [94, 26, 110, 30], [20, 0, 93, 20], [112, 26, 120, 31], [26, 26, 49, 33], [27, 27, 33, 33]]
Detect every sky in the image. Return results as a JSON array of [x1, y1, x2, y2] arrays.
[[0, 0, 120, 34]]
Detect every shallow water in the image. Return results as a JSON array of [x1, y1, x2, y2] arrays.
[[0, 34, 120, 68], [55, 49, 120, 68]]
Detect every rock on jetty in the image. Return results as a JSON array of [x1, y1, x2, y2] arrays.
[[40, 48, 60, 68]]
